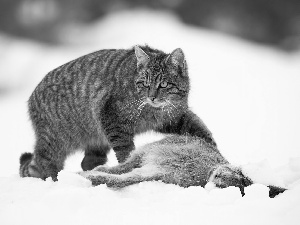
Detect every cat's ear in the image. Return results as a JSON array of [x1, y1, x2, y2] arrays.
[[166, 48, 185, 68], [134, 46, 150, 67]]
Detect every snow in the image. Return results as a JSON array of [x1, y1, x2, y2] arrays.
[[0, 9, 300, 225]]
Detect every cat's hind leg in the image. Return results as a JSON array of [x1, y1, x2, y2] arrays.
[[20, 134, 66, 181]]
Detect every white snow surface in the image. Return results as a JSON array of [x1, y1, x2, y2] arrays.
[[0, 10, 300, 225]]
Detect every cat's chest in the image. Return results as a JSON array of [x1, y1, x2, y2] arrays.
[[115, 100, 164, 133], [134, 113, 162, 134]]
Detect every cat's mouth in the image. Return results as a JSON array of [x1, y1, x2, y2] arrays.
[[145, 98, 166, 108]]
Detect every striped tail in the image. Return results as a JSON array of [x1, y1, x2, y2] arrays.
[[19, 152, 33, 177], [19, 152, 43, 178]]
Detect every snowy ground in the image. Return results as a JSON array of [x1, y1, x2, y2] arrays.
[[0, 10, 300, 225]]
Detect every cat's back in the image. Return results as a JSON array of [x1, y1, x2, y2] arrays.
[[27, 48, 136, 138], [30, 48, 133, 98], [29, 45, 165, 110], [28, 48, 136, 114]]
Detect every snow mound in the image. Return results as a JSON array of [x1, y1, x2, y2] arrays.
[[208, 186, 242, 204], [243, 183, 270, 199], [0, 175, 299, 225], [57, 170, 92, 187]]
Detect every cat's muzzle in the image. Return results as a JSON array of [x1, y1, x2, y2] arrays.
[[145, 98, 166, 108]]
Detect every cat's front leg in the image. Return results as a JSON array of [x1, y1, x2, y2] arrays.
[[101, 98, 135, 163], [113, 139, 135, 163], [104, 126, 135, 163], [159, 109, 217, 146], [180, 110, 217, 146]]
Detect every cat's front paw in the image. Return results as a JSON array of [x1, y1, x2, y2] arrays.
[[81, 154, 107, 171]]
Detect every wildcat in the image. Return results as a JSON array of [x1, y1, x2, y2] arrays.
[[19, 45, 216, 180], [79, 135, 286, 198]]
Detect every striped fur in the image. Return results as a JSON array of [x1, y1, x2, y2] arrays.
[[20, 45, 216, 180]]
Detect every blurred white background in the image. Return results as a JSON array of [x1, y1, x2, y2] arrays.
[[0, 1, 300, 176], [1, 2, 300, 225]]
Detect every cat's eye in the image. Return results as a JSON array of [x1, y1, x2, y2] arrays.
[[136, 82, 144, 88], [136, 81, 149, 88], [160, 81, 168, 88], [143, 82, 150, 87], [169, 87, 179, 93]]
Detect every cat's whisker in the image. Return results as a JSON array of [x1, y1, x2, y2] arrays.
[[162, 108, 170, 125], [122, 100, 136, 109], [162, 105, 167, 118], [134, 102, 146, 124], [166, 108, 173, 122], [168, 101, 187, 118], [120, 99, 142, 111], [126, 100, 146, 124], [122, 99, 144, 122], [131, 112, 139, 124], [138, 102, 146, 110], [165, 100, 175, 113], [167, 100, 177, 110]]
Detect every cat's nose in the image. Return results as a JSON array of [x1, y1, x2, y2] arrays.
[[148, 96, 155, 101]]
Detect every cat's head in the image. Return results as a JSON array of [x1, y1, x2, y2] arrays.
[[134, 46, 190, 110]]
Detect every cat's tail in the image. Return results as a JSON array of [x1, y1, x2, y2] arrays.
[[19, 152, 43, 178], [19, 152, 33, 177]]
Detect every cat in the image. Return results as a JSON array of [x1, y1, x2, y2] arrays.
[[79, 135, 286, 198], [19, 45, 216, 181]]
